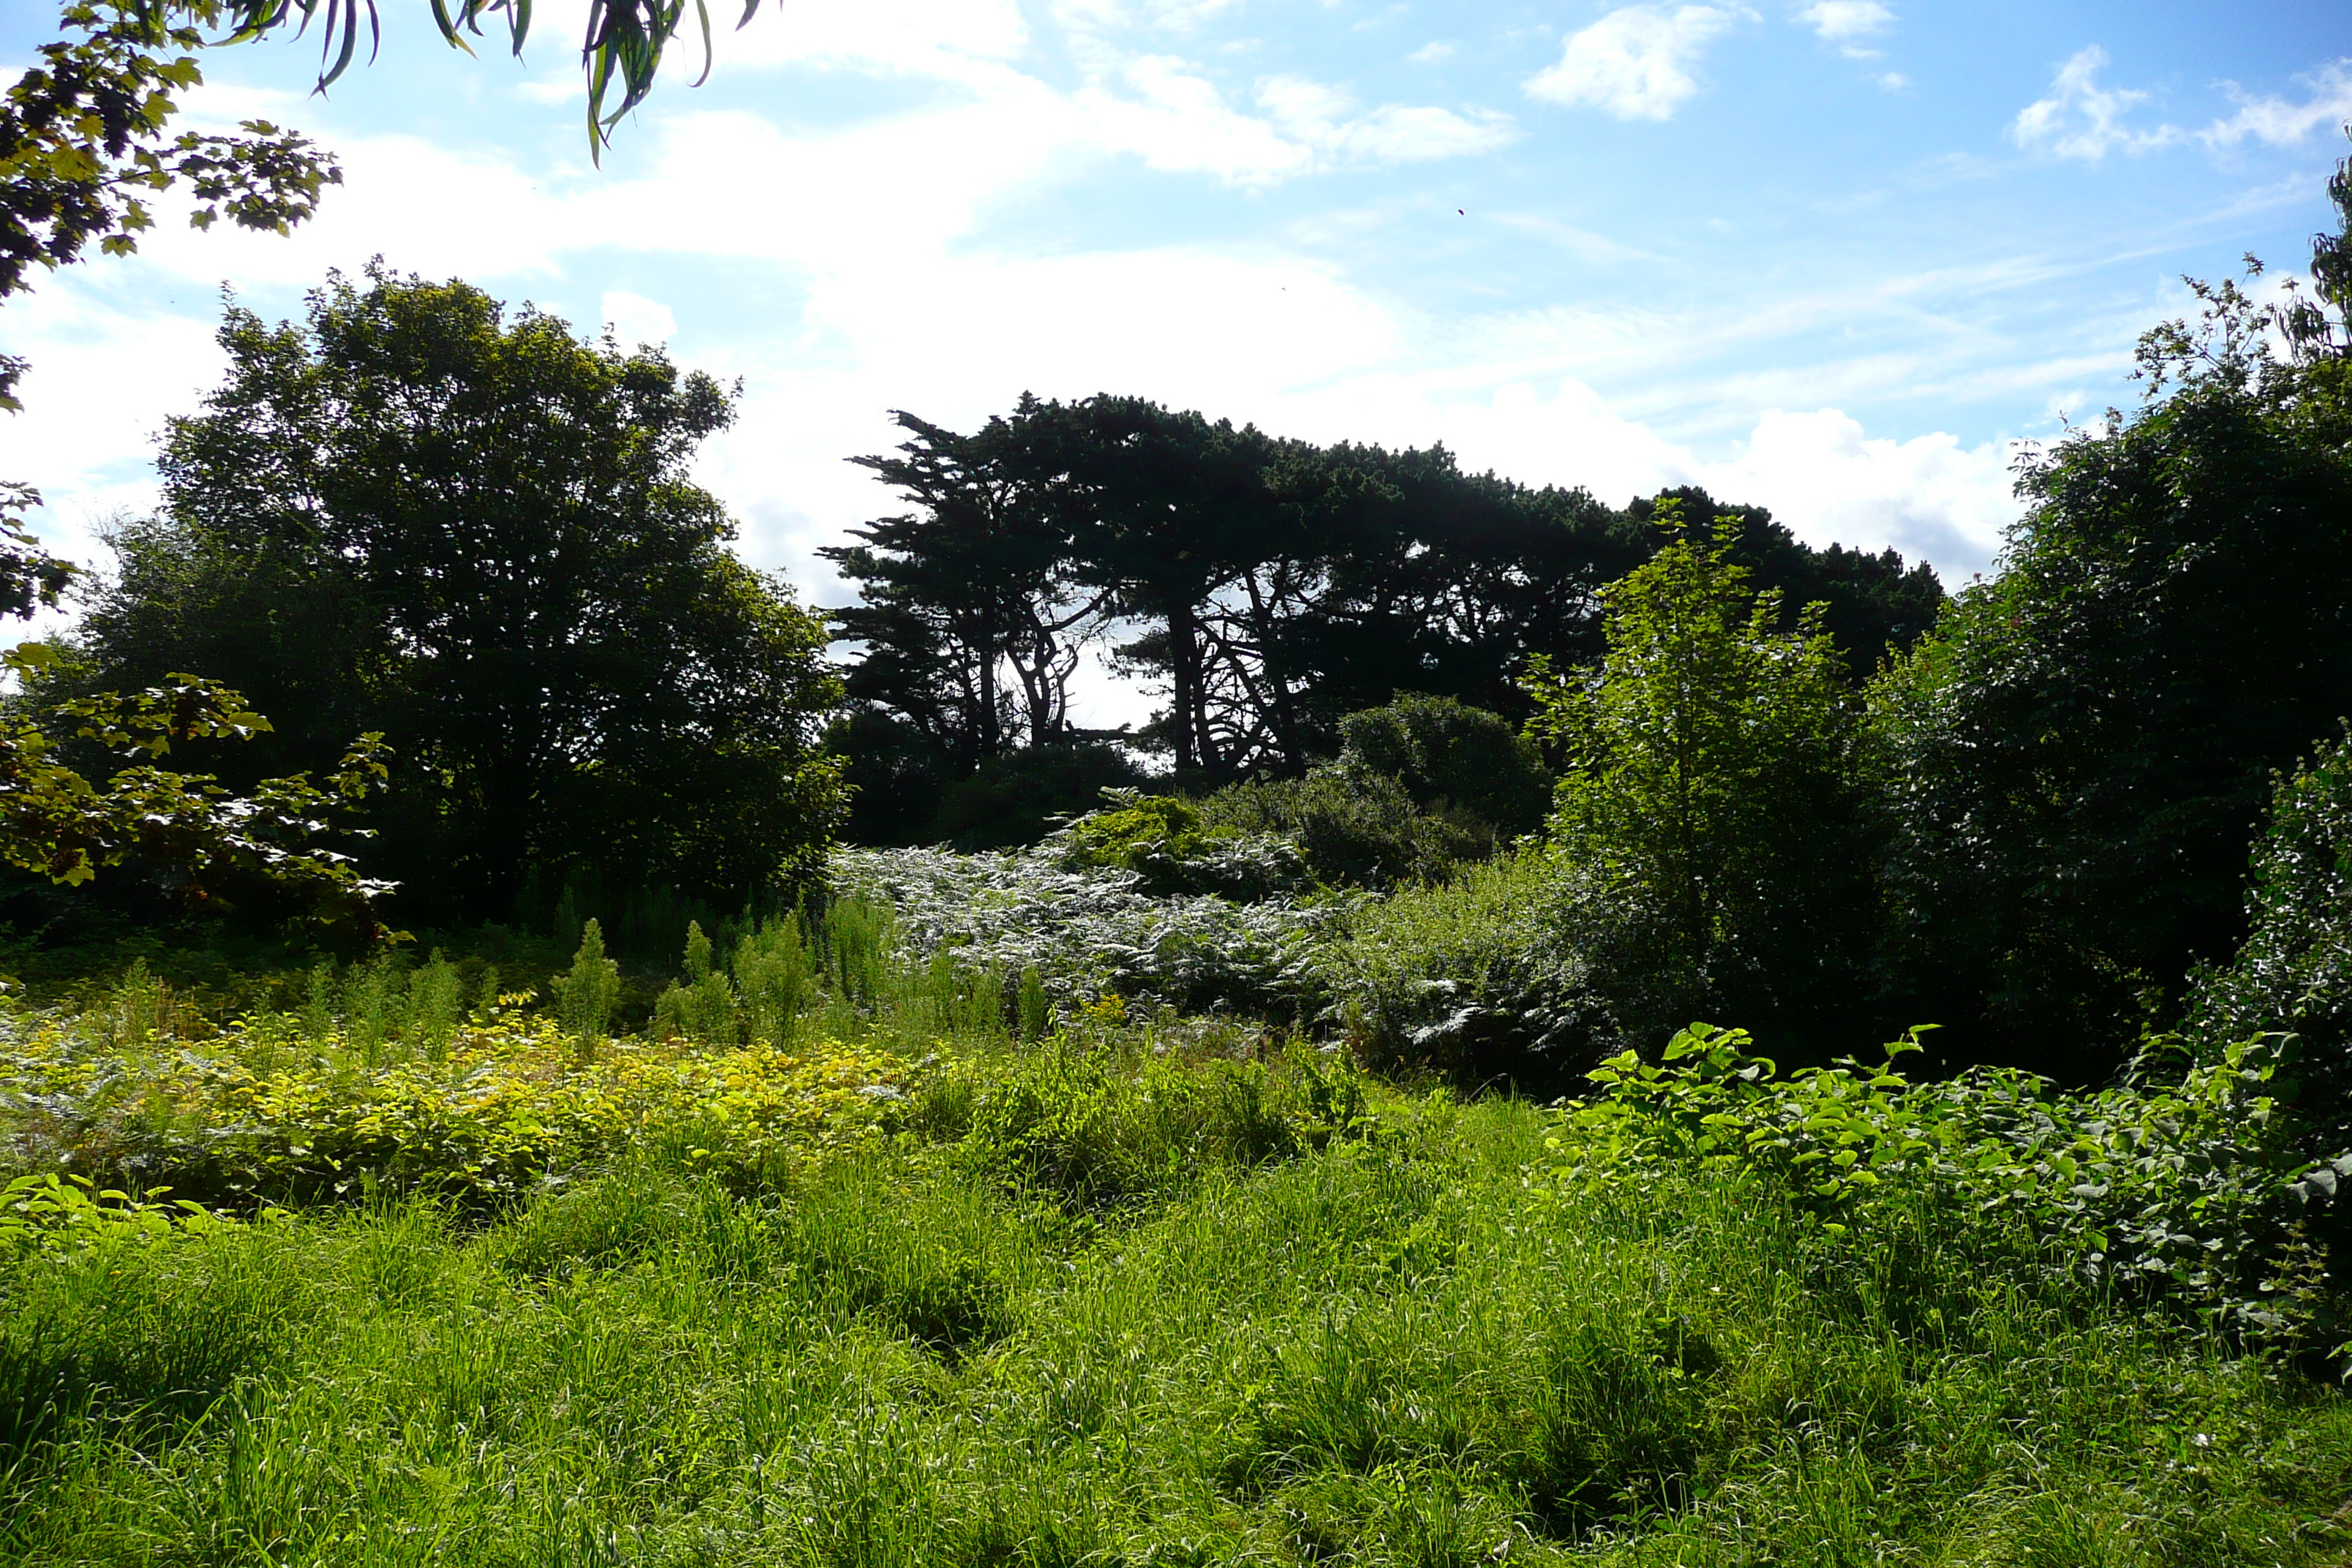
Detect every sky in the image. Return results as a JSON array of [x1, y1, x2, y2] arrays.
[[3, 0, 2349, 721]]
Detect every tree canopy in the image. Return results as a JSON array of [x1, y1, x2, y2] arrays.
[[1869, 241, 2352, 1074], [53, 265, 846, 922], [827, 396, 1945, 843], [1526, 507, 1869, 1050]]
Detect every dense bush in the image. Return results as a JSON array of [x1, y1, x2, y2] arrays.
[[1194, 769, 1492, 890], [1315, 849, 1616, 1090], [0, 998, 923, 1209], [1869, 275, 2352, 1076], [1333, 692, 1552, 835], [2187, 730, 2352, 1153], [1050, 791, 1309, 900], [1556, 1022, 2350, 1347], [49, 268, 847, 921], [1526, 514, 1874, 1060]]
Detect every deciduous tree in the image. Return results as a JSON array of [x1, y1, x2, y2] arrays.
[[60, 265, 846, 920]]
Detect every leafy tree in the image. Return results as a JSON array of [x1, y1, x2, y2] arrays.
[[1036, 395, 1296, 779], [828, 407, 1104, 768], [825, 398, 1939, 840], [59, 265, 846, 921], [1632, 487, 1945, 680], [0, 643, 389, 929], [1526, 506, 1869, 1052], [0, 483, 75, 619], [1869, 242, 2352, 1075], [2, 0, 817, 678]]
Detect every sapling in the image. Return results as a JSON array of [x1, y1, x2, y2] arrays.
[[551, 919, 622, 1060]]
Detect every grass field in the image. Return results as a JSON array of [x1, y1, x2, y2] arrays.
[[6, 995, 2352, 1567]]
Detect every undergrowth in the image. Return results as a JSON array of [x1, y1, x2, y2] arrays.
[[4, 921, 2352, 1564]]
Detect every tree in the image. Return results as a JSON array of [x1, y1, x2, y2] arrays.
[[0, 643, 390, 930], [0, 483, 76, 619], [4, 0, 802, 606], [1035, 395, 1295, 780], [2184, 728, 2352, 1153], [58, 265, 846, 921], [1526, 505, 1869, 1053], [1334, 693, 1551, 837], [828, 407, 1105, 768], [1870, 213, 2352, 1075], [1631, 487, 1945, 680], [4, 0, 785, 325]]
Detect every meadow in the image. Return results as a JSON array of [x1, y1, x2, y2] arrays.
[[4, 901, 2351, 1568]]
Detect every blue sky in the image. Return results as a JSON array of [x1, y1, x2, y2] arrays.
[[4, 1, 2349, 714]]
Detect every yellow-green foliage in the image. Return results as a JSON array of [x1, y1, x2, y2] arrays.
[[1, 1009, 924, 1207], [1058, 793, 1221, 871]]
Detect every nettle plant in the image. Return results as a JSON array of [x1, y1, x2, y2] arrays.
[[1548, 1022, 2351, 1346]]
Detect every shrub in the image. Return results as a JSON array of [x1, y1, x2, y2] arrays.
[[1195, 770, 1490, 890], [1548, 1021, 2350, 1346], [1526, 510, 1874, 1059], [1052, 791, 1308, 900], [1316, 848, 1615, 1090], [548, 918, 621, 1056], [1333, 692, 1552, 835], [0, 1004, 924, 1207], [2185, 728, 2352, 1152], [834, 845, 1334, 1022], [1866, 270, 2352, 1074], [927, 742, 1151, 850]]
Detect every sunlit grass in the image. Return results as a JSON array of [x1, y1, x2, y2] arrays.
[[6, 1076, 2349, 1567]]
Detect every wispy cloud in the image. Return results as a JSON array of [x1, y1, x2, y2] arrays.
[[1407, 40, 1457, 66], [1797, 1, 1892, 61], [1523, 5, 1749, 122], [1257, 75, 1517, 166], [2201, 59, 2352, 150], [2010, 47, 2182, 162]]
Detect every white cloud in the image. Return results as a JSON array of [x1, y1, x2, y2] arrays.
[[2010, 47, 2183, 162], [1524, 5, 1748, 122], [1256, 75, 1516, 166], [1696, 407, 2015, 571], [1088, 55, 1314, 184], [1407, 41, 1457, 66], [2202, 59, 2352, 150], [1878, 71, 1907, 92], [1797, 1, 1892, 60], [601, 290, 676, 346]]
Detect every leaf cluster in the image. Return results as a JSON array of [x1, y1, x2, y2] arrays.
[[0, 643, 391, 927], [1555, 1021, 2345, 1344]]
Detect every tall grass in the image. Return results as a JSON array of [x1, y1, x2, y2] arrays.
[[5, 1077, 2350, 1566]]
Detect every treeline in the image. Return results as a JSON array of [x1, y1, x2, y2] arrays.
[[829, 397, 1941, 844], [6, 151, 2350, 1096]]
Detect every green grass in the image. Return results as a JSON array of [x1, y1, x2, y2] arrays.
[[7, 1063, 2351, 1567]]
